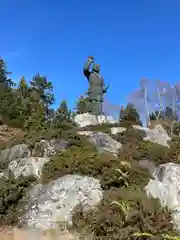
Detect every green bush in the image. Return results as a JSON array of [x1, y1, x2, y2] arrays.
[[42, 144, 120, 188], [114, 127, 174, 166], [134, 141, 170, 165], [71, 188, 174, 240], [0, 173, 37, 226], [41, 130, 150, 189], [172, 121, 180, 136], [167, 136, 180, 164], [114, 127, 145, 147]]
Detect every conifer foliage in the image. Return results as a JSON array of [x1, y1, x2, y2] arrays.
[[75, 95, 89, 114], [0, 58, 74, 131], [120, 103, 142, 126]]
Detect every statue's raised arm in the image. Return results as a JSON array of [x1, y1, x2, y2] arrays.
[[83, 56, 94, 79]]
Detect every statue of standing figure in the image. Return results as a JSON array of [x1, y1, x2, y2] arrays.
[[83, 56, 108, 115]]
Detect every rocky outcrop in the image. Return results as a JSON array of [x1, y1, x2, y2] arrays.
[[138, 159, 156, 177], [0, 121, 174, 234], [143, 124, 171, 147], [145, 163, 180, 231], [21, 174, 103, 230], [0, 140, 69, 179], [111, 127, 126, 135], [77, 131, 122, 155], [32, 139, 69, 157], [133, 124, 171, 147], [74, 113, 118, 128], [8, 157, 50, 179], [0, 144, 31, 162]]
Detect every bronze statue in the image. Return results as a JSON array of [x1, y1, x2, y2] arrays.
[[83, 56, 108, 115]]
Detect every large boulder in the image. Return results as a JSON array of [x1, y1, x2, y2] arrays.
[[8, 157, 50, 179], [74, 113, 118, 128], [138, 159, 156, 177], [0, 139, 70, 179], [0, 144, 31, 162], [143, 124, 171, 147], [133, 124, 171, 147], [145, 163, 180, 231], [21, 174, 103, 230], [78, 131, 122, 155]]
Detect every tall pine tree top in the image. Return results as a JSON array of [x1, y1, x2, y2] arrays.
[[0, 58, 14, 90], [18, 76, 29, 99], [30, 73, 54, 106]]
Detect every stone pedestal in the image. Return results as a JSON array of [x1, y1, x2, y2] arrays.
[[74, 113, 118, 128]]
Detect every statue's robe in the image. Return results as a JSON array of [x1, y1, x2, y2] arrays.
[[83, 59, 106, 115]]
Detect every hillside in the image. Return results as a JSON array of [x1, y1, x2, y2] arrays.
[[0, 112, 180, 239]]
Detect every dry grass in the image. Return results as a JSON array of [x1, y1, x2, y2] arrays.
[[0, 125, 25, 140], [148, 119, 173, 129], [0, 124, 25, 150]]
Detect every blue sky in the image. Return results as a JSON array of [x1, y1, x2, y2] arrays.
[[1, 0, 180, 114]]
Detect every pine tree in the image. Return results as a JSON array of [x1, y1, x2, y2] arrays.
[[29, 73, 55, 123], [30, 73, 54, 106], [0, 58, 14, 89], [0, 58, 15, 123], [53, 100, 73, 129], [18, 76, 29, 100], [16, 76, 29, 116], [57, 100, 70, 119], [25, 104, 47, 131], [120, 103, 142, 126], [9, 77, 30, 127], [75, 95, 89, 114]]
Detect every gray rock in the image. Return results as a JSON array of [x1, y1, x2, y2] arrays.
[[133, 124, 171, 147], [111, 127, 126, 135], [145, 163, 180, 231], [21, 174, 103, 230], [8, 157, 50, 179], [78, 131, 122, 155], [32, 139, 69, 157], [132, 125, 149, 132], [144, 124, 171, 147], [0, 144, 31, 162], [138, 159, 156, 177], [0, 139, 69, 179]]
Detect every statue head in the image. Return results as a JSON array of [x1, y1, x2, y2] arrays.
[[92, 63, 100, 73]]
